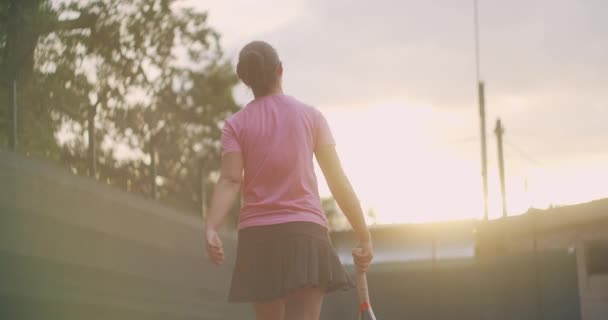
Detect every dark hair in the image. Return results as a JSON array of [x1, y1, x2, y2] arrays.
[[236, 41, 281, 97]]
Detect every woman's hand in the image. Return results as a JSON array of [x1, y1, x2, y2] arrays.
[[352, 240, 373, 273], [205, 228, 225, 265]]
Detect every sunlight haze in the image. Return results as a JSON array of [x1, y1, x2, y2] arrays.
[[186, 0, 608, 223]]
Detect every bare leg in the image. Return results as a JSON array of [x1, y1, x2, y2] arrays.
[[253, 298, 285, 320], [284, 287, 325, 320]]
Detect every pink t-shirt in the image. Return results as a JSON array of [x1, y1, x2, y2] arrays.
[[221, 93, 335, 230]]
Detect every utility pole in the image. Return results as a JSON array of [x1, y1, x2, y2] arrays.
[[495, 119, 507, 218], [474, 0, 489, 221], [87, 104, 96, 177]]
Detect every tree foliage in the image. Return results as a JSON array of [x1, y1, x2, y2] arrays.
[[0, 0, 240, 216], [322, 197, 378, 231]]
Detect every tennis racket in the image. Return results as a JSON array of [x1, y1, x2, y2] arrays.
[[355, 265, 377, 320]]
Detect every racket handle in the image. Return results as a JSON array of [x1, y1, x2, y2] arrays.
[[356, 271, 377, 320], [355, 271, 371, 305]]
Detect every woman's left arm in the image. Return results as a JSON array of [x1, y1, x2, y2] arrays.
[[205, 152, 243, 265]]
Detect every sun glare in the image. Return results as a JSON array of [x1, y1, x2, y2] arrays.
[[315, 101, 608, 225]]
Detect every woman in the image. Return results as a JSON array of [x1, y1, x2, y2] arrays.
[[205, 40, 373, 320]]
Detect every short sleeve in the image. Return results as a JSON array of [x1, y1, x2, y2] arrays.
[[315, 110, 335, 149], [221, 120, 241, 155]]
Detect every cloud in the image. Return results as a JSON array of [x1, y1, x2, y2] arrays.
[[210, 0, 607, 121], [180, 0, 308, 54], [260, 0, 479, 109]]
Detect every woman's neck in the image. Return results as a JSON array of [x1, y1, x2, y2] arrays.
[[254, 85, 283, 99]]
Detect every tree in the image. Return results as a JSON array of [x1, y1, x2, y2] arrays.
[[322, 197, 351, 231], [366, 208, 378, 225], [0, 0, 239, 214]]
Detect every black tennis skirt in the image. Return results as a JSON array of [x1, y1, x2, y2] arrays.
[[228, 221, 354, 303]]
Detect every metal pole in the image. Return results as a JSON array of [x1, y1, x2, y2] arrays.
[[495, 119, 507, 218], [479, 82, 489, 220], [473, 0, 481, 82], [87, 105, 96, 177], [493, 120, 511, 318], [474, 0, 488, 221], [8, 80, 17, 151], [473, 4, 493, 318]]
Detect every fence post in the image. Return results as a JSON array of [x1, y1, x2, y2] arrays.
[[431, 229, 438, 320], [200, 159, 208, 220], [8, 80, 18, 151], [149, 138, 157, 200], [532, 211, 544, 320], [87, 104, 96, 177]]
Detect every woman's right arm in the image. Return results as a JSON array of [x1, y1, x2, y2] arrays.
[[315, 145, 373, 271]]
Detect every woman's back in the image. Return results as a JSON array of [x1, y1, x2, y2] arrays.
[[222, 94, 335, 229], [205, 41, 373, 319]]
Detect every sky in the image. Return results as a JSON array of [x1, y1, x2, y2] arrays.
[[182, 0, 608, 224]]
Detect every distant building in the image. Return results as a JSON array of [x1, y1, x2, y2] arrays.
[[330, 198, 608, 320]]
